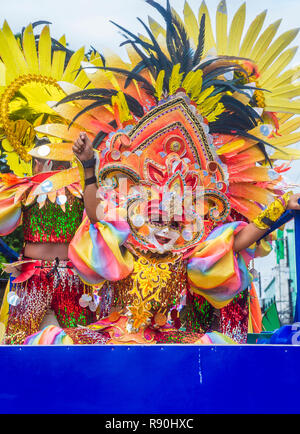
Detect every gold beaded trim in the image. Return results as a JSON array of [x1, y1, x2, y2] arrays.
[[253, 192, 292, 230], [0, 74, 61, 162], [248, 75, 266, 109]]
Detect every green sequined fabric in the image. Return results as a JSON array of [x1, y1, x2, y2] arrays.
[[22, 191, 84, 243]]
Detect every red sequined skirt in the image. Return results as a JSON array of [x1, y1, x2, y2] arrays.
[[4, 258, 96, 344]]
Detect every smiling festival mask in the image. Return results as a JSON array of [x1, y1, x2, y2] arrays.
[[44, 1, 294, 260], [96, 95, 231, 255]]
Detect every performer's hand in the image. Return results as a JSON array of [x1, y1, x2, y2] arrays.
[[73, 132, 94, 161], [287, 193, 300, 210]]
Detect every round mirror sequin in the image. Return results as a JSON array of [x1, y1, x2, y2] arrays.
[[89, 301, 97, 312], [37, 194, 47, 203], [41, 180, 53, 193], [56, 194, 67, 205], [37, 145, 51, 157], [7, 291, 21, 306]]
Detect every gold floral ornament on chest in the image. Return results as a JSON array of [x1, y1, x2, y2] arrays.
[[127, 255, 185, 332]]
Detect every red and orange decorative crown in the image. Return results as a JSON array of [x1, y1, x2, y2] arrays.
[[95, 94, 231, 253], [3, 1, 298, 253]]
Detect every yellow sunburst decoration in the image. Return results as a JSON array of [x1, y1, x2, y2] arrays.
[[35, 1, 300, 163], [32, 0, 300, 225], [176, 0, 300, 115], [0, 21, 91, 176], [145, 0, 300, 161]]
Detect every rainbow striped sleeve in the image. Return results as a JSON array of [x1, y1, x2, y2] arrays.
[[69, 215, 134, 285], [187, 222, 255, 309], [24, 326, 73, 345], [0, 187, 22, 236]]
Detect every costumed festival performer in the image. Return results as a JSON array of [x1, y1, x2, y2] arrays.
[[1, 0, 300, 345], [0, 22, 110, 344]]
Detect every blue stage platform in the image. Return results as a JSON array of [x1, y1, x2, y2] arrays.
[[0, 345, 299, 414]]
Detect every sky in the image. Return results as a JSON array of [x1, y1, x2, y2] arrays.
[[2, 0, 300, 289], [2, 0, 300, 58]]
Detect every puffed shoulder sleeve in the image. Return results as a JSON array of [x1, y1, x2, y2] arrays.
[[68, 214, 134, 286], [187, 222, 257, 309], [0, 183, 23, 236]]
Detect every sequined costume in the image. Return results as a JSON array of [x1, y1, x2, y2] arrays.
[[0, 19, 107, 344], [0, 16, 116, 343], [23, 0, 300, 346], [4, 259, 96, 345], [2, 1, 300, 345], [66, 211, 256, 344], [22, 189, 84, 244], [0, 173, 99, 344]]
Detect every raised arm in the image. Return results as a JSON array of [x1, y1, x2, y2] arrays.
[[73, 132, 100, 224], [70, 132, 134, 285], [233, 193, 300, 252]]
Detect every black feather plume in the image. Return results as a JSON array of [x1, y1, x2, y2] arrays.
[[193, 14, 206, 67]]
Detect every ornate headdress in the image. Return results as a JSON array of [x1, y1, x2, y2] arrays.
[[3, 1, 300, 252], [0, 20, 95, 176]]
